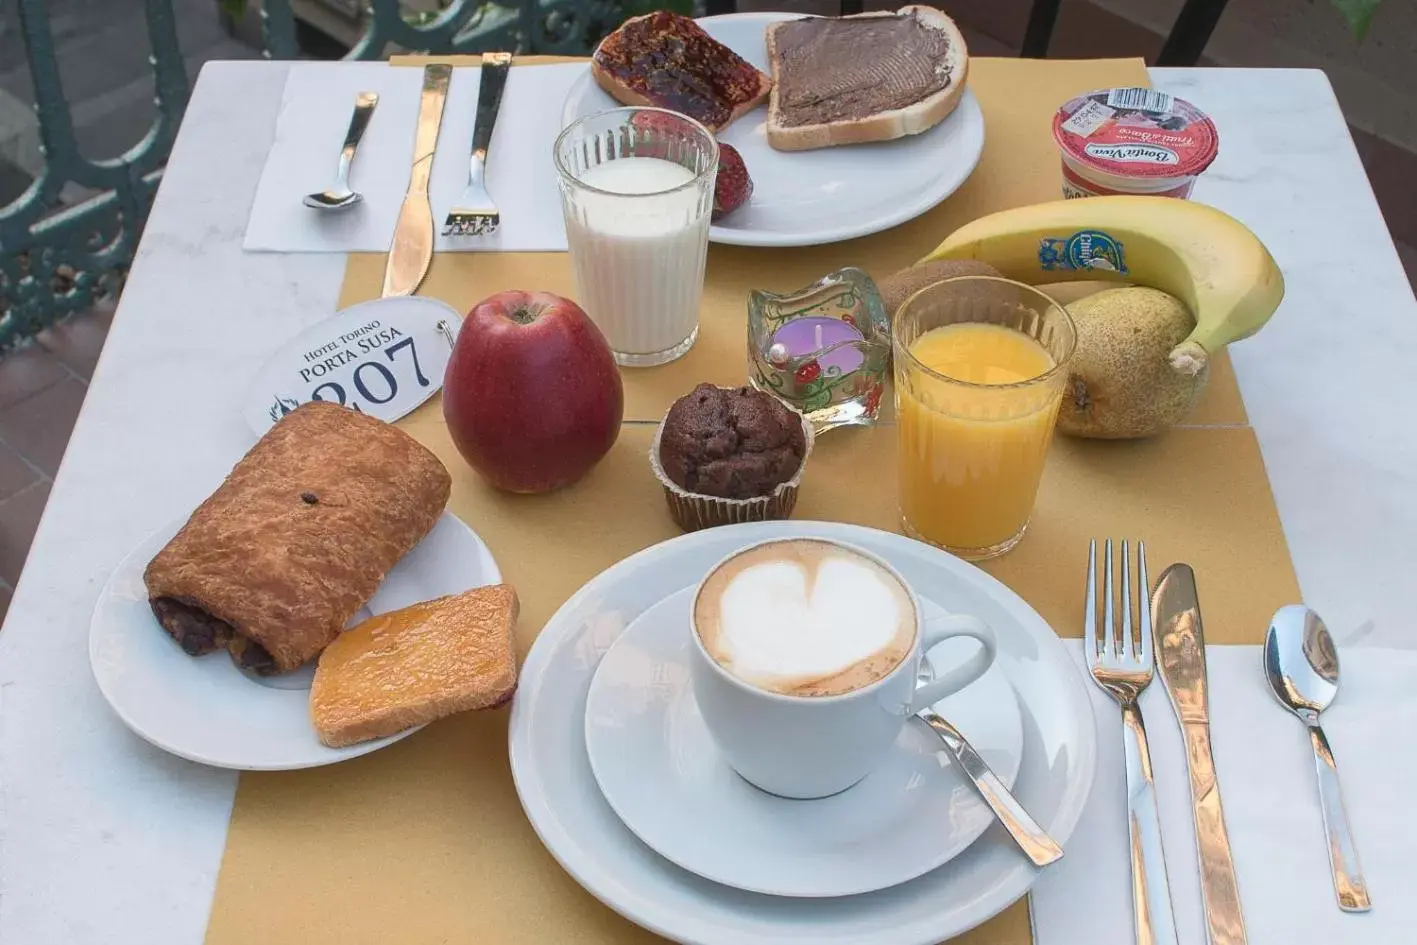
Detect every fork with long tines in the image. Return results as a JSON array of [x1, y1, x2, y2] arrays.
[[1085, 539, 1179, 945], [443, 51, 512, 237]]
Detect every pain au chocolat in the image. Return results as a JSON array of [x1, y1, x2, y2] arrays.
[[144, 401, 451, 675]]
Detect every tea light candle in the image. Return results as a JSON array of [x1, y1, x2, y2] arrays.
[[747, 267, 891, 433], [768, 316, 865, 376]]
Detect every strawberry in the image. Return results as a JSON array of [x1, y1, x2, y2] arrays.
[[627, 114, 753, 221], [712, 142, 752, 221], [628, 110, 682, 160], [629, 110, 683, 137]]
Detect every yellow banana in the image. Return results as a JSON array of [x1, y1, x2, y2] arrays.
[[921, 196, 1284, 375]]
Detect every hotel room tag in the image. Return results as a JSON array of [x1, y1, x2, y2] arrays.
[[243, 296, 460, 434]]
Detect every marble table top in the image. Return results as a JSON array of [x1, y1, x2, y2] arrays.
[[0, 61, 1413, 945]]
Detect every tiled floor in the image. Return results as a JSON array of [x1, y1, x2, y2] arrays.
[[1, 6, 1415, 628], [0, 302, 110, 622]]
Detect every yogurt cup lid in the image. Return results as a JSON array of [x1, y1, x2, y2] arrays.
[[1053, 87, 1218, 180]]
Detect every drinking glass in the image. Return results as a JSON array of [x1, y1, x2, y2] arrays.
[[553, 107, 718, 367], [893, 277, 1077, 560]]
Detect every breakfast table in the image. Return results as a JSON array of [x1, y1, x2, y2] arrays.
[[2, 50, 1417, 945]]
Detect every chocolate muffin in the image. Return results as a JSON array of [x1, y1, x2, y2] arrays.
[[659, 384, 806, 499], [650, 384, 813, 531]]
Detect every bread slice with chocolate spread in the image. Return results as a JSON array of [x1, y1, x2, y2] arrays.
[[765, 6, 969, 152]]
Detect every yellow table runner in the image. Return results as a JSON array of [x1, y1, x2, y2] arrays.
[[207, 56, 1299, 945]]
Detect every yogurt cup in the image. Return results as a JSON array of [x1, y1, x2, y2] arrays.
[[1052, 87, 1218, 200]]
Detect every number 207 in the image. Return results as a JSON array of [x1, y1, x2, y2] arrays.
[[309, 336, 429, 411]]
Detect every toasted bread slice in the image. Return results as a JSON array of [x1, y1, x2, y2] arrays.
[[311, 584, 519, 748], [765, 6, 968, 152], [591, 11, 771, 133]]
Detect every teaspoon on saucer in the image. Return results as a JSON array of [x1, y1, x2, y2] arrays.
[[1264, 604, 1371, 912], [916, 664, 1063, 867], [304, 91, 378, 210]]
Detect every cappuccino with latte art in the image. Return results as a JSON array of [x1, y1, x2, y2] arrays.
[[694, 538, 915, 698]]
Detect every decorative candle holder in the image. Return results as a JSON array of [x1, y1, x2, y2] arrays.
[[748, 267, 891, 434]]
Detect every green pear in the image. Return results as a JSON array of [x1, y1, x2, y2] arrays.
[[1059, 287, 1209, 439]]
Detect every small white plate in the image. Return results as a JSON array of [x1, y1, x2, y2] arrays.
[[584, 586, 1023, 898], [90, 511, 499, 770], [560, 12, 986, 248], [510, 521, 1096, 945]]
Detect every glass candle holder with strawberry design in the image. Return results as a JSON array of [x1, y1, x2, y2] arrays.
[[748, 267, 890, 434]]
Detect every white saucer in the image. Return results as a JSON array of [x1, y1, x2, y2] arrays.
[[510, 521, 1096, 945], [584, 587, 1022, 898], [560, 13, 986, 248], [90, 511, 499, 770]]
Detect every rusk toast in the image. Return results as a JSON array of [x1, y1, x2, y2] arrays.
[[311, 584, 519, 747]]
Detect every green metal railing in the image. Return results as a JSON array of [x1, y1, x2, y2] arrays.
[[0, 0, 648, 352]]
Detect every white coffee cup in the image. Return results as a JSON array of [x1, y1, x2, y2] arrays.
[[689, 537, 997, 799]]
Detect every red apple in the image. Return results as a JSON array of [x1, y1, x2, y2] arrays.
[[443, 291, 623, 493]]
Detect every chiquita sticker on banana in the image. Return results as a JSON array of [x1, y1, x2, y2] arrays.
[[1038, 229, 1128, 274]]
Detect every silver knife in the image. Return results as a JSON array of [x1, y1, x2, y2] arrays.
[[382, 64, 451, 298], [1152, 564, 1248, 945]]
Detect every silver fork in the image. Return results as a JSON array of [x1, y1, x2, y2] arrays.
[[1085, 539, 1178, 945], [443, 51, 512, 237]]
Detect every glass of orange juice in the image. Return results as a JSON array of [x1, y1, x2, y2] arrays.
[[893, 277, 1077, 560]]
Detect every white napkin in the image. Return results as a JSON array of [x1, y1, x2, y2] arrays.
[[244, 61, 585, 254], [1031, 642, 1416, 945]]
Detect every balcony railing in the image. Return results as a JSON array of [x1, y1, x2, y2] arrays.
[[0, 0, 646, 351]]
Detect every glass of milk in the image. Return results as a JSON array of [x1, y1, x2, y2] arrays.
[[554, 107, 719, 367]]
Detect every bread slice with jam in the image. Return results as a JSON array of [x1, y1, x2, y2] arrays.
[[591, 11, 772, 133]]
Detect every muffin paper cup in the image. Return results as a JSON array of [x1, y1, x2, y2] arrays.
[[648, 400, 815, 533]]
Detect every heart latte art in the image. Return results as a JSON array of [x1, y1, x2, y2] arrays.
[[694, 539, 916, 697]]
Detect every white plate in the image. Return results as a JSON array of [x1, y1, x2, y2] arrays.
[[90, 512, 499, 770], [509, 521, 1096, 945], [560, 13, 986, 248], [584, 586, 1023, 898]]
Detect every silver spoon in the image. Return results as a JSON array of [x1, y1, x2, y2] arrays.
[[1264, 604, 1372, 912], [304, 91, 378, 210], [916, 663, 1063, 866]]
